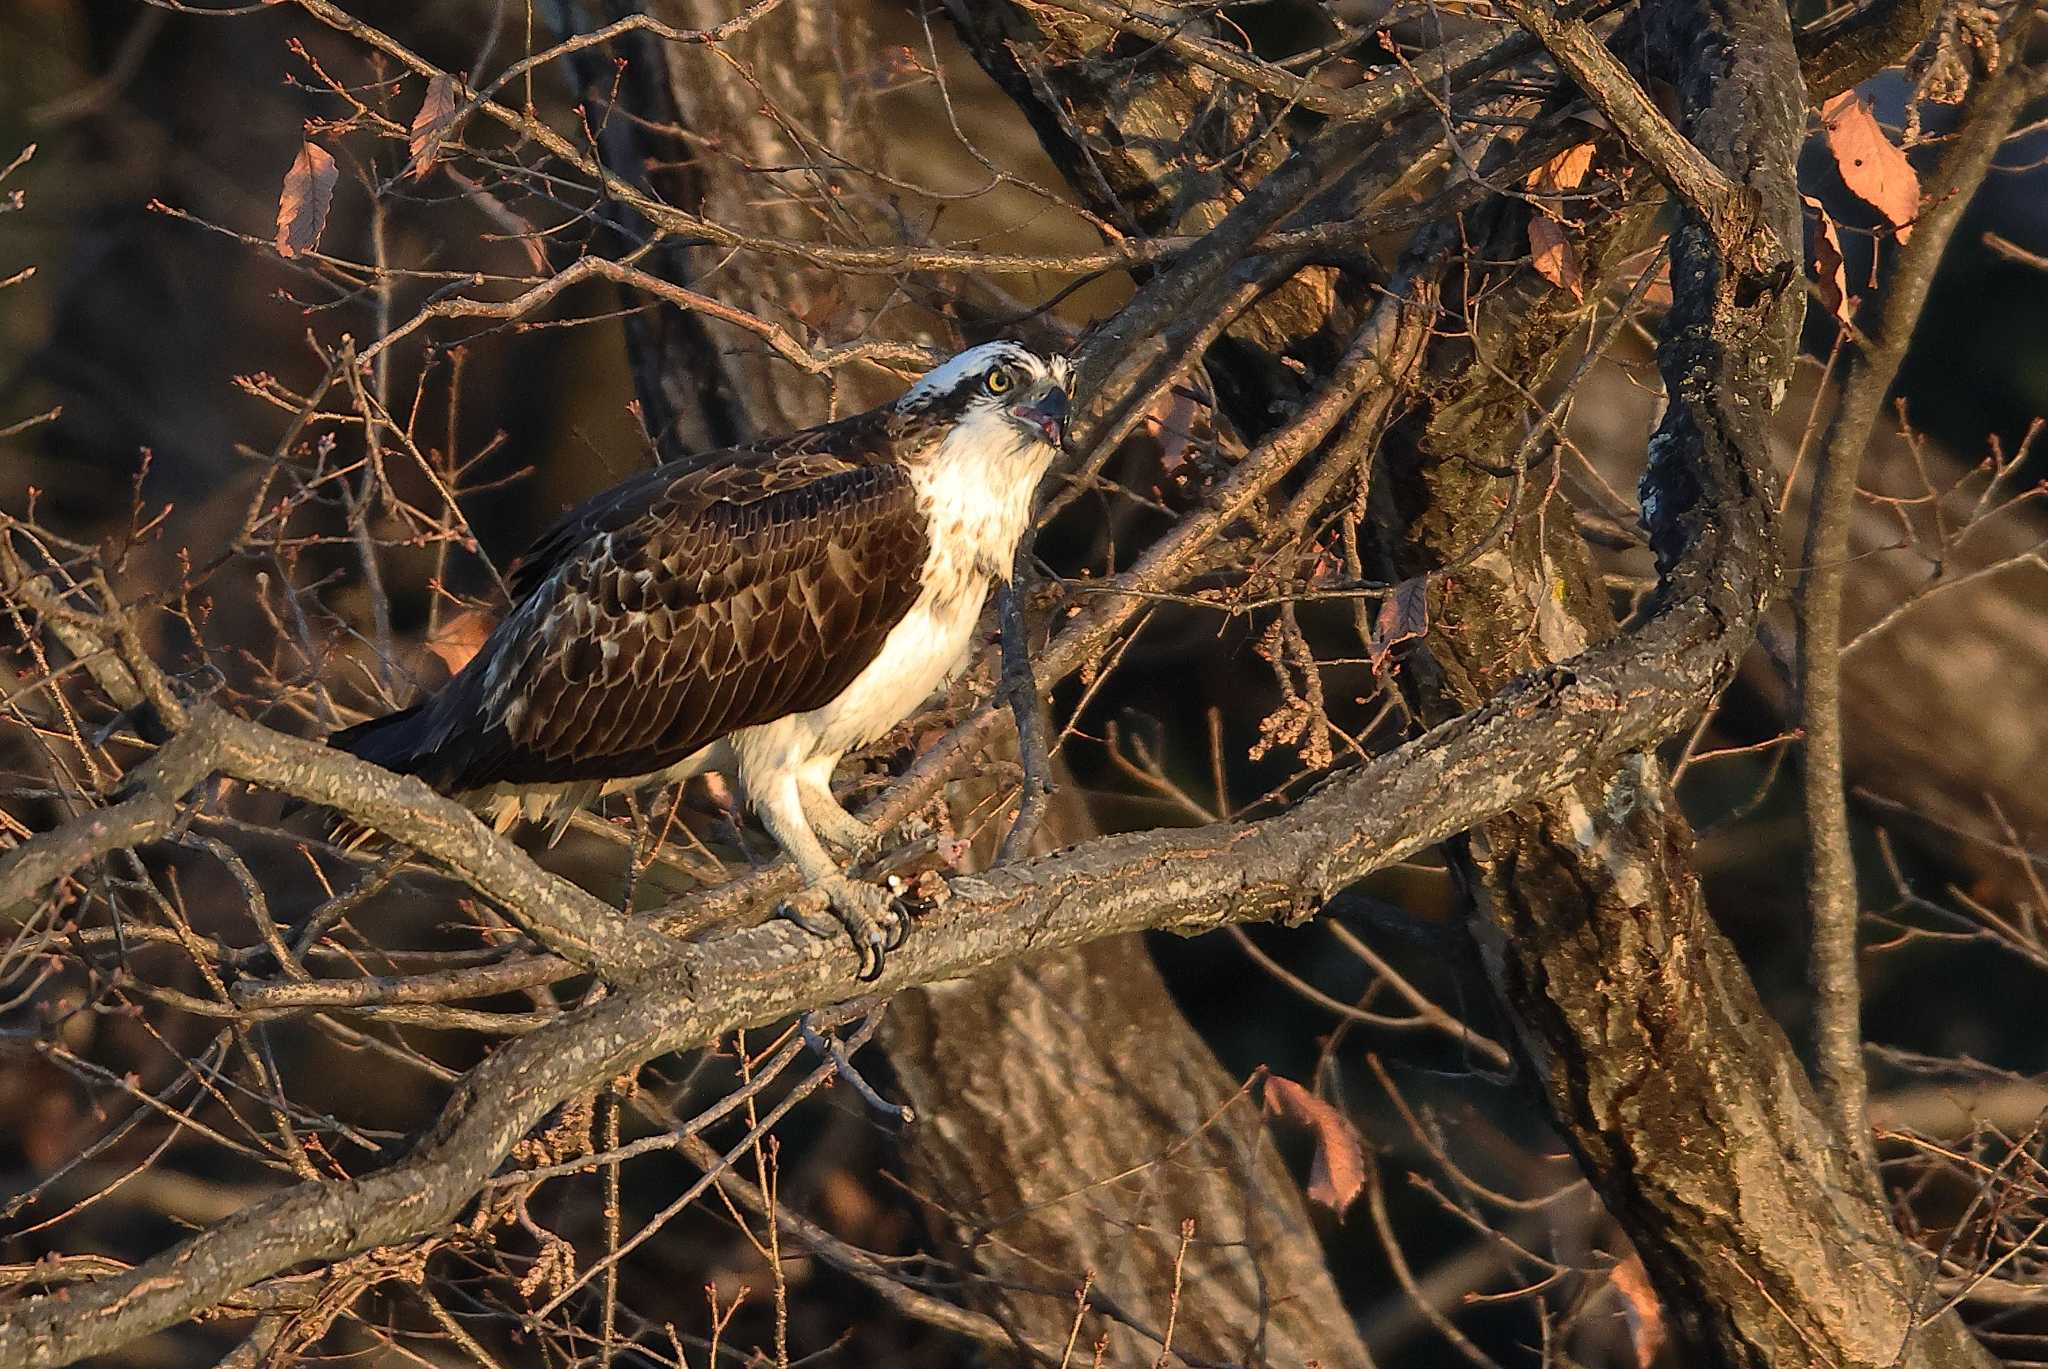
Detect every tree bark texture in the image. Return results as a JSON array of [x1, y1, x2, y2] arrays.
[[639, 0, 914, 425], [1574, 338, 2048, 906], [888, 938, 1360, 1367]]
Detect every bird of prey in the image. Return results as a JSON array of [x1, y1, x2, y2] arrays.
[[330, 340, 1073, 977]]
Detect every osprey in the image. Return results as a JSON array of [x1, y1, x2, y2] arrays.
[[330, 341, 1072, 977]]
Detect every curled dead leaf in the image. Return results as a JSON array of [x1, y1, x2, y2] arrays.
[[1369, 575, 1431, 678], [423, 608, 495, 675], [1526, 141, 1595, 194], [1262, 1073, 1367, 1217], [1610, 1254, 1666, 1368], [408, 74, 463, 182], [1523, 145, 1592, 301], [1529, 213, 1584, 300], [1141, 388, 1203, 475], [1821, 91, 1919, 241], [792, 279, 848, 333], [275, 140, 337, 259], [1802, 194, 1853, 329]]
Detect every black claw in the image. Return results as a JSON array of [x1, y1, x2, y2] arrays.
[[778, 900, 840, 941], [783, 881, 910, 980]]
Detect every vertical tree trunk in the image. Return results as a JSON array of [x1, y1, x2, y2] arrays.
[[1365, 6, 1995, 1360], [886, 935, 1362, 1366]]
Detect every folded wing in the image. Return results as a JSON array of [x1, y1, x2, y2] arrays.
[[334, 447, 929, 794]]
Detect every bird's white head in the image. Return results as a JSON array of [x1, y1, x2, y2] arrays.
[[897, 341, 1075, 456]]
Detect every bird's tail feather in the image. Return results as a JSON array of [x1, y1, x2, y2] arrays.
[[327, 703, 432, 775]]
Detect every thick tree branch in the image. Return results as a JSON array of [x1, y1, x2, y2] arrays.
[[0, 318, 1771, 1356], [1032, 0, 1538, 122], [1382, 171, 1995, 1369], [0, 703, 679, 981], [0, 579, 1778, 1368], [0, 0, 1871, 1358], [1799, 0, 1947, 99], [0, 128, 1801, 1369], [1388, 0, 1999, 1360]]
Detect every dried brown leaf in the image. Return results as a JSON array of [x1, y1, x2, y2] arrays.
[[1821, 92, 1919, 241], [423, 609, 494, 675], [408, 74, 463, 182], [1142, 389, 1203, 475], [1526, 141, 1595, 193], [1263, 1074, 1366, 1217], [1369, 575, 1431, 678], [791, 279, 847, 333], [1529, 212, 1584, 300], [275, 140, 337, 259], [1803, 195, 1853, 328]]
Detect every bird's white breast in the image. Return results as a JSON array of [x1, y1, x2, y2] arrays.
[[798, 578, 990, 757], [731, 416, 1054, 784]]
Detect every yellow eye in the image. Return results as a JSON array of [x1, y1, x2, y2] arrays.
[[985, 367, 1014, 395]]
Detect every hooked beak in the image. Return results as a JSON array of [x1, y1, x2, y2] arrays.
[[1008, 386, 1069, 450]]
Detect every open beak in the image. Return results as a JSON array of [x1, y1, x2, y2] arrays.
[[1009, 387, 1069, 450]]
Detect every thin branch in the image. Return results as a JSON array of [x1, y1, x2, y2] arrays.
[[1794, 40, 2043, 1174], [994, 564, 1052, 866]]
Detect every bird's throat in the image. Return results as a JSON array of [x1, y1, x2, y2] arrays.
[[911, 418, 1055, 591]]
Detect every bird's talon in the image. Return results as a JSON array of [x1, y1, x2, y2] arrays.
[[855, 920, 893, 982], [786, 874, 907, 979]]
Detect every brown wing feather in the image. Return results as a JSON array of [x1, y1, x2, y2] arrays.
[[506, 408, 906, 601], [400, 443, 929, 793]]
